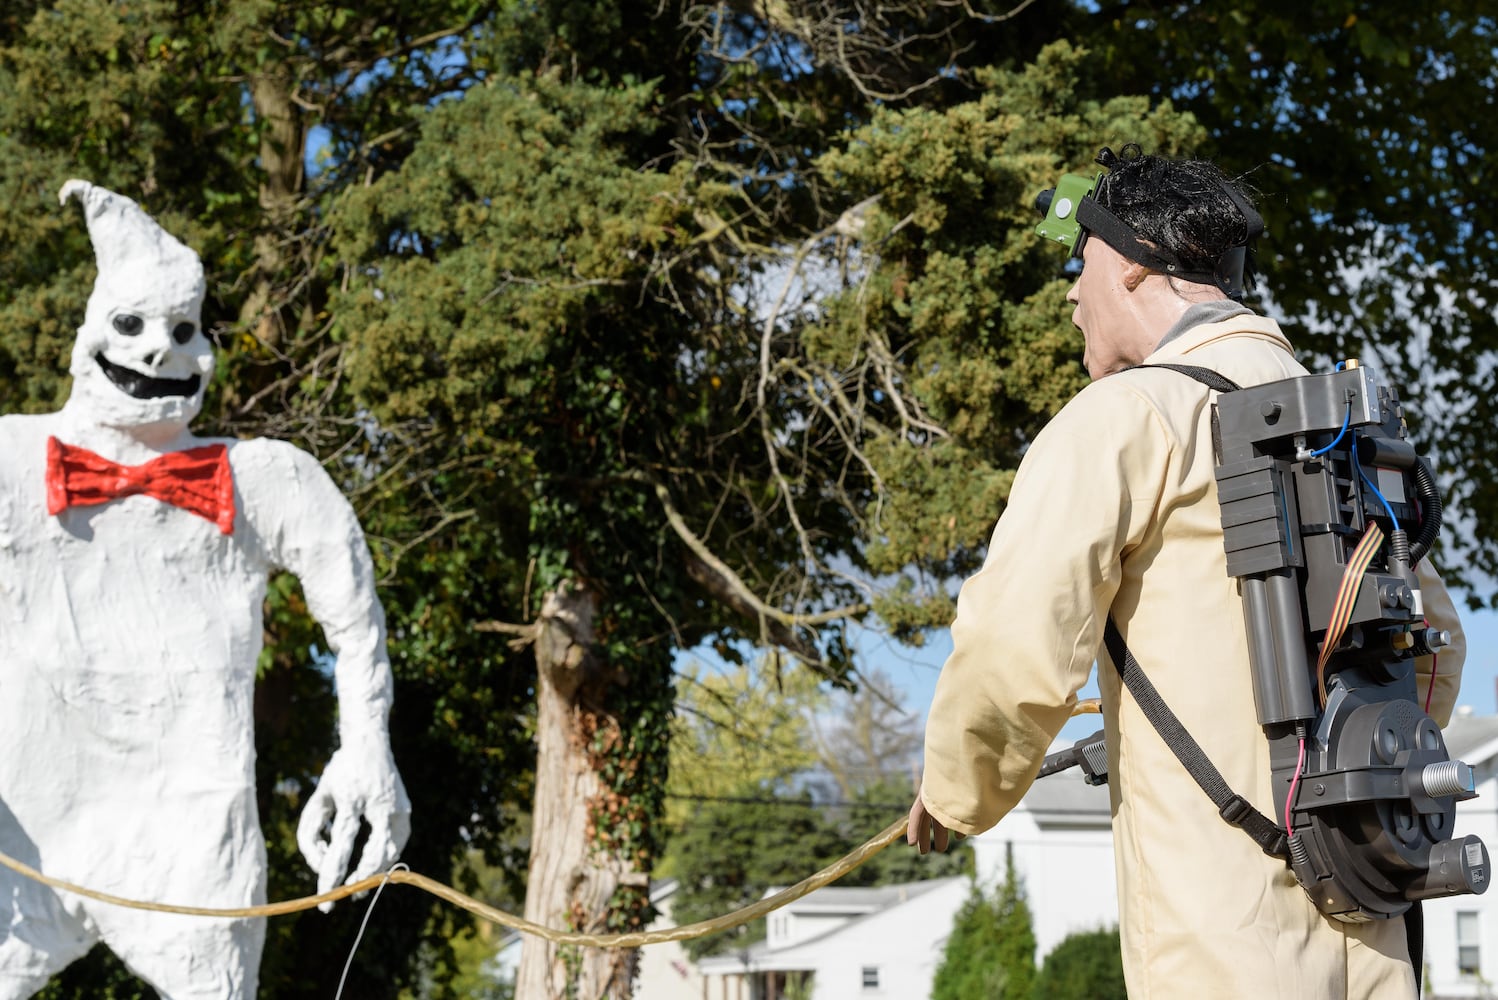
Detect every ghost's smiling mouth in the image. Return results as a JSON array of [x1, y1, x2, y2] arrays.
[[93, 352, 201, 399]]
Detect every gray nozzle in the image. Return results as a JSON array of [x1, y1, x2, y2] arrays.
[[1421, 760, 1477, 799], [1407, 835, 1490, 900]]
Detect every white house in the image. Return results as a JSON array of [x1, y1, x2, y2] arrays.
[[1422, 706, 1498, 999], [658, 767, 1118, 1000]]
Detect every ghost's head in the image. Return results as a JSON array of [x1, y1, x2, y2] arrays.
[[60, 180, 212, 433]]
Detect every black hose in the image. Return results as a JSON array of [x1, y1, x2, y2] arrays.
[[1409, 457, 1443, 566]]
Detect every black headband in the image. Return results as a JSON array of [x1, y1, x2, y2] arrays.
[[1077, 172, 1264, 300]]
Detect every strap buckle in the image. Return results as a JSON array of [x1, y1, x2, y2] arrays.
[[1218, 794, 1254, 825]]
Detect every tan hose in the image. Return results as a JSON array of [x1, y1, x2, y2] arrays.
[[0, 699, 1098, 946], [0, 818, 906, 948]]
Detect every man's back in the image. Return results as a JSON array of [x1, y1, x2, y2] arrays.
[[922, 312, 1463, 996]]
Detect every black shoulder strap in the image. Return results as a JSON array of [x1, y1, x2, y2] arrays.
[[1103, 619, 1287, 858], [1104, 361, 1284, 858], [1127, 362, 1242, 393]]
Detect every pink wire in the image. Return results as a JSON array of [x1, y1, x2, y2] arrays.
[[1426, 651, 1439, 713], [1424, 618, 1439, 713], [1286, 737, 1307, 839]]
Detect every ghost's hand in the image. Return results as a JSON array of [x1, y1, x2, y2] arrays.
[[296, 738, 411, 913]]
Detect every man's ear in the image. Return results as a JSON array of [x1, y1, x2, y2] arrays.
[[1121, 259, 1153, 291]]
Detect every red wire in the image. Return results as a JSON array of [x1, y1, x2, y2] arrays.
[[1422, 617, 1439, 714], [1426, 655, 1439, 713], [1286, 736, 1307, 839]]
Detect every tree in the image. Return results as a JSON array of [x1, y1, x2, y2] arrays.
[[932, 845, 1037, 1000], [660, 664, 970, 933], [3, 4, 1199, 990], [25, 3, 1478, 998], [805, 670, 924, 803], [664, 656, 829, 846], [1031, 927, 1127, 1000], [326, 14, 1197, 999], [665, 789, 853, 960]]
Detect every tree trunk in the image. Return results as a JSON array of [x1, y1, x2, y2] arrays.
[[242, 69, 304, 348], [516, 581, 639, 999]]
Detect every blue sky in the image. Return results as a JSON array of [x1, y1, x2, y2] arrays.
[[874, 596, 1498, 746]]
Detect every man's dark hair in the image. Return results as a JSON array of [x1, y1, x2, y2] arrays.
[[1094, 144, 1260, 294]]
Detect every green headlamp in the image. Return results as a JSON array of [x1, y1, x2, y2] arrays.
[[1033, 172, 1101, 256], [1031, 150, 1263, 301]]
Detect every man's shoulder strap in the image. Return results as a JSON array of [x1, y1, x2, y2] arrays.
[[1127, 363, 1242, 394], [1102, 617, 1287, 858]]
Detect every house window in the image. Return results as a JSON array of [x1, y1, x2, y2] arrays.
[[1459, 911, 1481, 975], [861, 966, 880, 990]]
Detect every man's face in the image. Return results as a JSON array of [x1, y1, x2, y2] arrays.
[[68, 262, 213, 432], [1066, 236, 1141, 380]]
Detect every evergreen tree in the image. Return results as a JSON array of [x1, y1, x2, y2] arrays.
[[932, 884, 1008, 1000], [12, 2, 1493, 997], [932, 844, 1036, 1000], [1032, 927, 1127, 1000]]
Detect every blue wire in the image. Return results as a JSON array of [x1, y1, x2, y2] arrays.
[[1308, 404, 1351, 459], [1352, 443, 1400, 532]]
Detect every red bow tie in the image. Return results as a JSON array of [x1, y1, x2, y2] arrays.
[[45, 436, 236, 534]]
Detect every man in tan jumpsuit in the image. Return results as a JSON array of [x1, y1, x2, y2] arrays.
[[907, 146, 1464, 997]]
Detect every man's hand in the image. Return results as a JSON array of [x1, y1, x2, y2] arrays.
[[907, 785, 952, 855], [296, 738, 412, 912]]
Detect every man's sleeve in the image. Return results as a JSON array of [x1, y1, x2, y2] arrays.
[[920, 382, 1172, 836], [1416, 558, 1465, 728]]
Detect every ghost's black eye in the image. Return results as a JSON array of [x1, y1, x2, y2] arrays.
[[112, 314, 143, 336], [172, 322, 196, 344]]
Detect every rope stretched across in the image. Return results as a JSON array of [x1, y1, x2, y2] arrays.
[[0, 696, 1103, 948], [0, 818, 905, 949]]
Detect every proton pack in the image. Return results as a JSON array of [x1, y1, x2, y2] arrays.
[[1032, 150, 1489, 921]]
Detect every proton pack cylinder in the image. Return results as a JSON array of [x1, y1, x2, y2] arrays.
[[1407, 836, 1491, 901]]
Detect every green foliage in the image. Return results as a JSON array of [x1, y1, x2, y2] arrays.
[[932, 846, 1036, 1000], [32, 947, 150, 1000], [661, 658, 969, 943], [813, 40, 1204, 607], [9, 0, 1495, 995], [933, 885, 1009, 1000], [665, 789, 852, 960], [1031, 926, 1127, 1000], [663, 658, 828, 846], [835, 776, 973, 887]]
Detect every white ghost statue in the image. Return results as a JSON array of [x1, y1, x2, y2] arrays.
[[0, 182, 411, 998]]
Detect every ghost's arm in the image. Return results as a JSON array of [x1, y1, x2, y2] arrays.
[[248, 443, 410, 907]]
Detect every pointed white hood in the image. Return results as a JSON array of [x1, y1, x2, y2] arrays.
[[60, 180, 214, 433]]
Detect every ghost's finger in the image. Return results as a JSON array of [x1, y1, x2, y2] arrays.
[[315, 807, 362, 913], [295, 783, 336, 871]]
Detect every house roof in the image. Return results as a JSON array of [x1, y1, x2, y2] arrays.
[[758, 883, 926, 913], [1443, 707, 1498, 766], [1021, 765, 1112, 823], [698, 877, 965, 973]]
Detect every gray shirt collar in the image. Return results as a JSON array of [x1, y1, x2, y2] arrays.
[[1154, 299, 1254, 352]]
